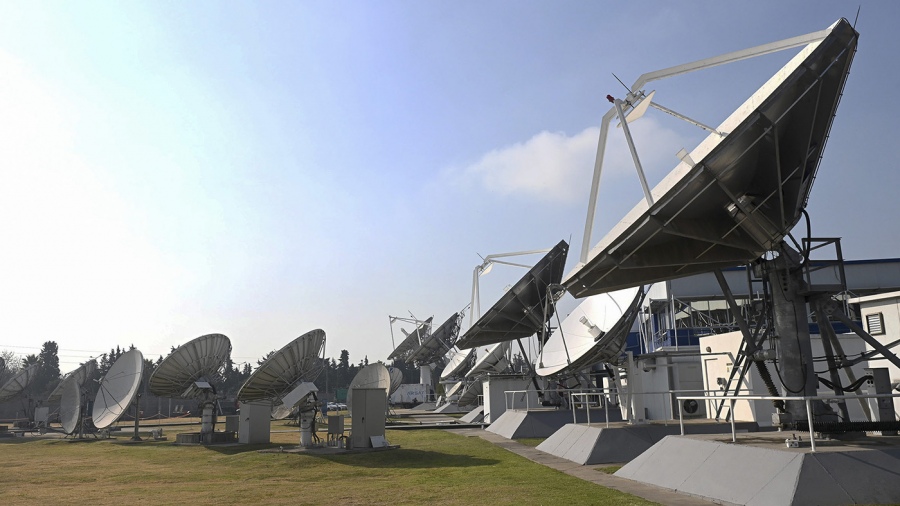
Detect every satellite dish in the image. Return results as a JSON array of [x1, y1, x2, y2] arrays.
[[457, 380, 483, 407], [0, 364, 40, 402], [440, 348, 474, 381], [565, 19, 858, 297], [386, 366, 404, 396], [56, 360, 98, 435], [445, 381, 464, 398], [407, 312, 462, 365], [237, 329, 326, 446], [92, 349, 144, 430], [456, 241, 568, 349], [346, 363, 390, 414], [60, 380, 82, 434], [536, 287, 645, 377], [466, 342, 510, 378], [388, 317, 433, 361], [149, 334, 232, 398]]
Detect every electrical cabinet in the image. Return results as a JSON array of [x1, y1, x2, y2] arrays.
[[350, 388, 386, 449]]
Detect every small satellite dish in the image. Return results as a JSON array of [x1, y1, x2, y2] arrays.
[[440, 348, 474, 381], [57, 360, 98, 435], [457, 380, 483, 407], [536, 287, 645, 377], [466, 342, 510, 379], [92, 349, 144, 430], [346, 363, 390, 414], [237, 329, 326, 447], [386, 366, 404, 396], [456, 241, 568, 349], [0, 364, 40, 402]]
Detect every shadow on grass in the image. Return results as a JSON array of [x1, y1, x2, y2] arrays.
[[312, 448, 500, 469]]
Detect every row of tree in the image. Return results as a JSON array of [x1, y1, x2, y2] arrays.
[[0, 342, 422, 403]]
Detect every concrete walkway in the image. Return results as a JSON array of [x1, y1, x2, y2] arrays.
[[447, 428, 722, 506]]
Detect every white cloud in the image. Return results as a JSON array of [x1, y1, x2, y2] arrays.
[[447, 117, 697, 204]]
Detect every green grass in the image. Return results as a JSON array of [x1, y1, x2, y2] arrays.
[[596, 465, 623, 474], [0, 429, 655, 505], [516, 437, 547, 447]]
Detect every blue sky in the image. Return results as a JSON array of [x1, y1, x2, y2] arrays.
[[1, 1, 898, 373]]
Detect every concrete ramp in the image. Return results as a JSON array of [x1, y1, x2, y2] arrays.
[[460, 406, 485, 424], [616, 434, 900, 505], [433, 402, 468, 414], [488, 408, 623, 439]]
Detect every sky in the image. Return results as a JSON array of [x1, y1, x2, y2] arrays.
[[1, 1, 898, 374]]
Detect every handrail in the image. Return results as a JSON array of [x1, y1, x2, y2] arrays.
[[676, 392, 900, 452]]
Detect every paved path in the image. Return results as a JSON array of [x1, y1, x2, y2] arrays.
[[447, 428, 723, 506]]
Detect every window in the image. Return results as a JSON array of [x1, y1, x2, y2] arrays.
[[866, 312, 885, 335]]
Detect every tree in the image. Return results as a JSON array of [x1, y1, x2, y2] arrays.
[[35, 341, 61, 395]]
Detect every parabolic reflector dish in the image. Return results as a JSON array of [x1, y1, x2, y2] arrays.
[[388, 317, 433, 361], [445, 381, 464, 398], [150, 333, 232, 398], [346, 363, 390, 413], [60, 379, 82, 434], [466, 342, 510, 378], [92, 349, 144, 429], [0, 364, 39, 402], [440, 348, 474, 380], [387, 366, 404, 396], [48, 359, 97, 403], [457, 380, 483, 407], [565, 19, 858, 297], [536, 287, 645, 377], [456, 240, 569, 349], [407, 312, 462, 365], [238, 329, 326, 402]]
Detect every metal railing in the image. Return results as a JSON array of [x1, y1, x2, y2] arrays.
[[676, 392, 900, 452]]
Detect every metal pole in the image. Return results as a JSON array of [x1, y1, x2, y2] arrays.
[[805, 398, 816, 452], [679, 400, 684, 435], [612, 98, 654, 206], [730, 398, 736, 443], [605, 394, 609, 428]]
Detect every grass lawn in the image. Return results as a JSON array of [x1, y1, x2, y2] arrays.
[[0, 426, 656, 505]]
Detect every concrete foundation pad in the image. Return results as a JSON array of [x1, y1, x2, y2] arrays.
[[537, 420, 758, 464], [432, 402, 469, 414], [487, 408, 624, 439], [615, 433, 900, 505], [459, 406, 485, 424]]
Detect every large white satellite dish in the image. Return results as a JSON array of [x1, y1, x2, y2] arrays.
[[466, 342, 510, 378], [387, 366, 404, 396], [407, 312, 462, 365], [238, 329, 326, 440], [346, 363, 390, 414], [565, 19, 858, 297], [0, 364, 39, 402], [149, 333, 232, 397], [440, 348, 474, 381], [387, 317, 433, 361], [150, 334, 232, 440], [456, 241, 568, 349], [92, 349, 144, 430], [57, 360, 98, 435], [536, 287, 645, 377]]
